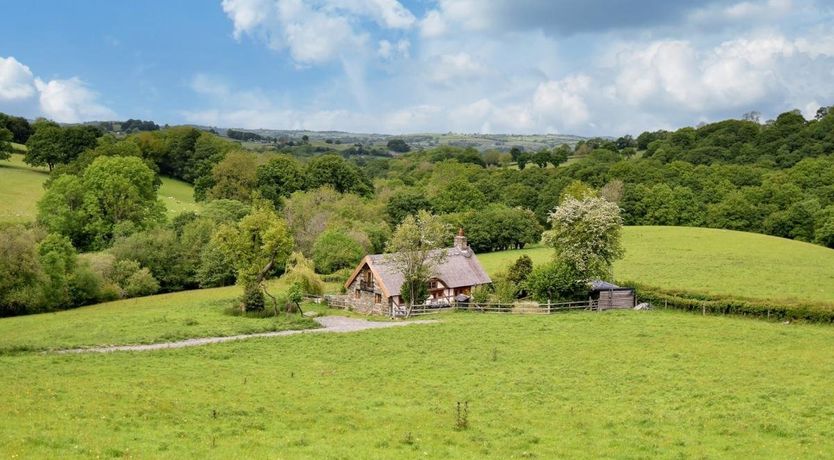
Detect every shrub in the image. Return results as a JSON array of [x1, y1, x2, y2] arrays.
[[525, 259, 586, 302], [630, 283, 834, 323], [124, 268, 160, 297], [242, 283, 265, 311], [312, 229, 364, 274], [282, 252, 324, 295]]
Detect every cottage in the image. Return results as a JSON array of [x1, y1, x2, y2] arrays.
[[343, 230, 492, 316]]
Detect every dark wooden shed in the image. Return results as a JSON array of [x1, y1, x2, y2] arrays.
[[590, 280, 635, 310]]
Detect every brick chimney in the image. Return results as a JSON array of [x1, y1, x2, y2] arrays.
[[454, 227, 468, 250]]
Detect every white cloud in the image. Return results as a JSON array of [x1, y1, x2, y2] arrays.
[[533, 75, 591, 126], [377, 39, 410, 59], [427, 52, 486, 84], [34, 77, 116, 122], [0, 56, 36, 101], [221, 0, 413, 65], [0, 55, 115, 123]]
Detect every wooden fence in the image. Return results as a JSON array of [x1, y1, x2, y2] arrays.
[[318, 295, 600, 317]]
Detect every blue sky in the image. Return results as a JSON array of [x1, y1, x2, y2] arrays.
[[1, 0, 834, 136]]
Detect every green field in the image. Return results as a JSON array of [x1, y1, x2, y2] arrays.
[[0, 153, 49, 223], [2, 310, 834, 458], [158, 176, 202, 217], [0, 278, 348, 353], [479, 226, 834, 304], [0, 153, 200, 223]]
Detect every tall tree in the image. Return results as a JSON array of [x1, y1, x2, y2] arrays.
[[212, 201, 294, 311], [542, 196, 624, 282], [384, 210, 449, 317]]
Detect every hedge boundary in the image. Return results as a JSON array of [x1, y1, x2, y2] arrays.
[[623, 281, 834, 323]]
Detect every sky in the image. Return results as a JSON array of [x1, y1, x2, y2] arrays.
[[1, 0, 834, 136]]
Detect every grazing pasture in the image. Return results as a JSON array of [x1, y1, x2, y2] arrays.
[[0, 153, 48, 223], [479, 226, 834, 304], [0, 153, 200, 223], [2, 311, 834, 458], [0, 279, 327, 353]]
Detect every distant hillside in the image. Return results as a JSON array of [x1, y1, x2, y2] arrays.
[[187, 125, 585, 152]]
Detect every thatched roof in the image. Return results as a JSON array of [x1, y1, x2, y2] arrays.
[[345, 246, 492, 298]]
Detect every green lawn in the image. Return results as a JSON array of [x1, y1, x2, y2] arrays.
[[0, 279, 323, 353], [0, 153, 48, 223], [158, 176, 201, 217], [0, 153, 200, 223], [2, 310, 833, 458], [478, 226, 834, 304]]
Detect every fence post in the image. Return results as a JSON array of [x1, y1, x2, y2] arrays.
[[547, 299, 551, 314]]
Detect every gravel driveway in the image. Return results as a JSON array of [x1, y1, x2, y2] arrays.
[[56, 316, 437, 354]]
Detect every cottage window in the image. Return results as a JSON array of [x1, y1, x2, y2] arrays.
[[374, 293, 382, 304]]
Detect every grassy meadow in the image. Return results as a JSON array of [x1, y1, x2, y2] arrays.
[[0, 153, 200, 224], [0, 279, 349, 353], [2, 310, 834, 458], [479, 226, 834, 305], [0, 153, 49, 223]]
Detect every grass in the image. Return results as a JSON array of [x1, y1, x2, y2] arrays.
[[0, 153, 48, 223], [0, 153, 200, 223], [0, 279, 325, 353], [478, 226, 834, 305], [158, 176, 201, 217], [2, 310, 834, 457]]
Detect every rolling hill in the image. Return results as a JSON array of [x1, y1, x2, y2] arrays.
[[478, 226, 834, 304], [0, 153, 200, 224]]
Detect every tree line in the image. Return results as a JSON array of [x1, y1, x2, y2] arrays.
[[3, 106, 834, 316]]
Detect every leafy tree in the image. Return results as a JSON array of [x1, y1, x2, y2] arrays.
[[431, 179, 487, 213], [551, 145, 571, 166], [532, 149, 550, 168], [312, 229, 364, 274], [507, 255, 533, 286], [202, 199, 250, 224], [0, 127, 12, 160], [543, 196, 625, 282], [282, 252, 324, 296], [37, 233, 78, 311], [305, 154, 372, 196], [110, 229, 194, 291], [208, 151, 260, 202], [213, 201, 295, 311], [0, 226, 44, 316], [0, 112, 33, 143], [385, 210, 450, 317], [385, 188, 433, 226], [256, 155, 305, 205], [516, 152, 529, 170], [81, 156, 165, 248], [24, 121, 99, 171], [38, 156, 164, 250], [386, 138, 411, 153], [509, 146, 523, 162]]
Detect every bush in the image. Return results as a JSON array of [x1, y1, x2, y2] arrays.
[[124, 268, 160, 297], [242, 283, 265, 311], [525, 259, 586, 302], [630, 283, 834, 323], [312, 229, 364, 274], [282, 252, 324, 295]]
